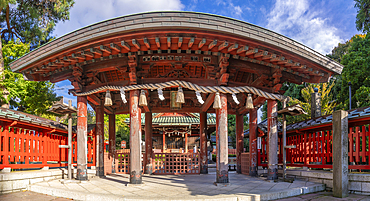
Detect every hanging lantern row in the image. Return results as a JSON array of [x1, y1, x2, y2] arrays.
[[106, 86, 255, 110], [74, 80, 286, 109]]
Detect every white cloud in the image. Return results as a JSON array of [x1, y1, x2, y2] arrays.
[[53, 0, 184, 37], [266, 0, 342, 54]]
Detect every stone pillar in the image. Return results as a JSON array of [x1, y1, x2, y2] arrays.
[[76, 96, 88, 180], [267, 100, 278, 180], [311, 88, 321, 119], [236, 113, 244, 174], [95, 102, 104, 177], [200, 112, 208, 174], [109, 114, 116, 173], [333, 110, 349, 198], [129, 90, 142, 184], [144, 112, 153, 174], [249, 108, 258, 176], [216, 93, 228, 183]]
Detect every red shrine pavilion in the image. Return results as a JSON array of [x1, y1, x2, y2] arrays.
[[9, 11, 343, 184]]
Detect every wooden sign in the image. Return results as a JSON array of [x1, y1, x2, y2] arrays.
[[121, 140, 126, 149]]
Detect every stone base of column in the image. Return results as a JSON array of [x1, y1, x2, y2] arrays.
[[216, 170, 229, 183], [130, 171, 143, 184], [76, 164, 88, 180], [267, 167, 278, 180], [145, 164, 153, 175], [249, 166, 257, 176], [96, 167, 104, 177], [236, 164, 241, 174], [200, 164, 208, 174]]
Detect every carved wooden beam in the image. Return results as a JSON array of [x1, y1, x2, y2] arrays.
[[188, 37, 195, 48], [245, 48, 258, 56], [143, 38, 150, 49], [90, 48, 103, 56], [218, 41, 228, 51], [121, 40, 131, 51], [132, 39, 141, 50], [236, 46, 248, 54], [87, 94, 101, 106], [178, 37, 183, 48], [110, 43, 121, 52], [81, 50, 94, 58], [128, 54, 137, 84], [227, 43, 238, 52], [167, 37, 171, 49], [208, 39, 217, 50], [200, 93, 215, 112], [198, 38, 206, 49]]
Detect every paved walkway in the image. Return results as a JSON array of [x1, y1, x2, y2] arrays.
[[275, 191, 370, 201], [27, 172, 326, 201]]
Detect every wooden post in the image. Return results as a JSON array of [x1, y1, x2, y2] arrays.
[[130, 90, 142, 184], [109, 114, 116, 173], [216, 93, 228, 183], [267, 100, 278, 180], [76, 96, 88, 180], [95, 102, 104, 177], [249, 108, 258, 176], [185, 133, 188, 153], [162, 132, 165, 153], [68, 100, 73, 180], [145, 112, 153, 174], [282, 99, 287, 180], [200, 112, 208, 174], [236, 113, 244, 174]]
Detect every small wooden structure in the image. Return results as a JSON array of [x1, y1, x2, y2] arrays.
[[9, 11, 343, 183]]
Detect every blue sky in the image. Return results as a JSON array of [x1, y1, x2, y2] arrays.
[[53, 0, 360, 118]]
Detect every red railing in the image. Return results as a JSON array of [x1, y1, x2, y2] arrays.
[[0, 123, 96, 170], [257, 117, 370, 169]]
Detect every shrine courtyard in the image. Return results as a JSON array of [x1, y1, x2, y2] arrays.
[[4, 11, 369, 200]]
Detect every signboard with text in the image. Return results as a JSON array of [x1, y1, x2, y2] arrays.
[[121, 140, 126, 149]]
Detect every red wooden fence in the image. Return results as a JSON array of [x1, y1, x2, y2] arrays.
[[0, 123, 96, 170], [257, 117, 370, 170]]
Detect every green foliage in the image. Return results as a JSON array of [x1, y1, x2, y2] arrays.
[[0, 39, 60, 115], [354, 0, 370, 33], [0, 0, 74, 48], [338, 34, 370, 109], [227, 114, 249, 148], [286, 82, 337, 124], [103, 114, 130, 149]]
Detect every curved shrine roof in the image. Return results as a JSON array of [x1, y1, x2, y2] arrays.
[[10, 11, 343, 86]]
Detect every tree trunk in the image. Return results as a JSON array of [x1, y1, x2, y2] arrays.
[[0, 31, 9, 108]]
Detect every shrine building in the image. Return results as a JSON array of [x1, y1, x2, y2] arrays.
[[9, 11, 343, 184]]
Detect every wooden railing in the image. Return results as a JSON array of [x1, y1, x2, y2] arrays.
[[152, 153, 200, 174], [0, 124, 96, 170], [257, 115, 370, 169]]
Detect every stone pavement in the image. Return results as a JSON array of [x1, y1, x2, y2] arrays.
[[27, 172, 326, 201], [0, 191, 71, 201], [275, 191, 370, 201]]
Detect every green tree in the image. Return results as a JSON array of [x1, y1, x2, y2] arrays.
[[355, 0, 370, 33], [1, 39, 60, 115], [0, 0, 74, 47], [338, 34, 370, 109], [0, 0, 74, 116]]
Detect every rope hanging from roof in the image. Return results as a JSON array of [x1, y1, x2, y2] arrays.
[[72, 80, 287, 101]]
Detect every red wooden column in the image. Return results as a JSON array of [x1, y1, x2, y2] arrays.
[[130, 90, 142, 184], [162, 133, 165, 153], [249, 108, 258, 176], [216, 93, 228, 183], [77, 96, 88, 180], [267, 100, 278, 180], [96, 102, 104, 177], [144, 112, 153, 174], [185, 132, 188, 153], [235, 113, 244, 174], [109, 114, 116, 173], [200, 112, 208, 174]]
